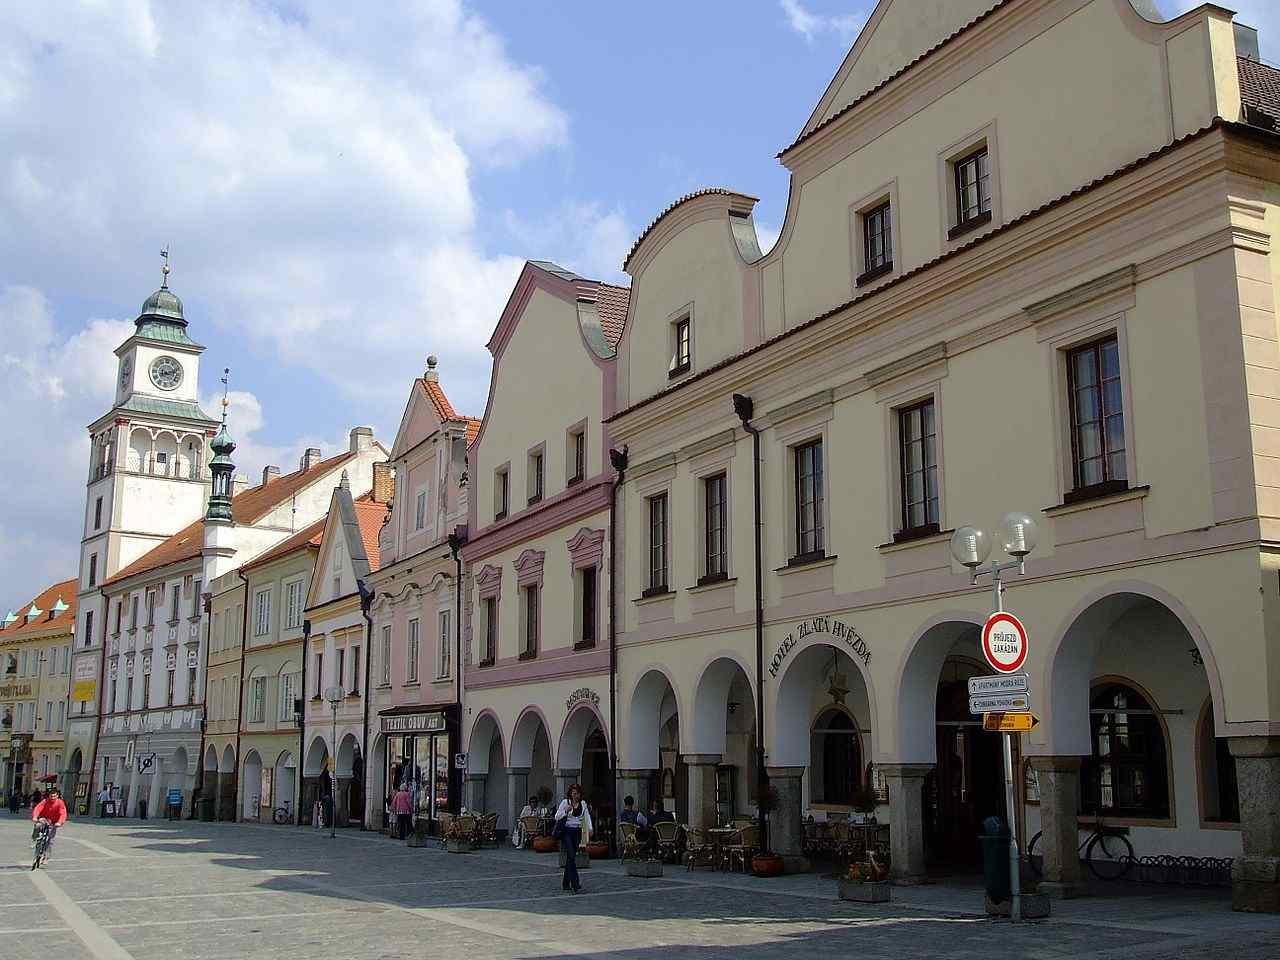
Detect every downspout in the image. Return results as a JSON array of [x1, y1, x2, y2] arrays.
[[733, 393, 768, 854], [358, 581, 374, 831], [447, 530, 465, 815], [233, 570, 250, 822], [297, 618, 310, 827], [607, 445, 628, 856]]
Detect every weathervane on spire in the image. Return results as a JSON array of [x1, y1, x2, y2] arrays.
[[160, 247, 171, 288], [220, 367, 230, 426]]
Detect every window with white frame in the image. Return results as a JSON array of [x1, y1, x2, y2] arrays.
[[520, 585, 539, 659], [480, 598, 497, 666], [646, 492, 669, 593], [793, 439, 825, 560], [380, 625, 391, 685], [577, 566, 597, 647], [336, 647, 346, 693], [857, 199, 893, 285], [279, 670, 297, 723], [406, 618, 420, 683], [897, 398, 940, 535], [249, 675, 266, 723], [285, 580, 305, 630], [527, 447, 544, 505], [494, 467, 509, 520], [1066, 335, 1127, 498], [253, 588, 272, 637], [567, 426, 586, 485], [437, 611, 451, 678], [350, 644, 361, 695], [415, 489, 427, 530], [702, 472, 728, 582], [669, 314, 691, 377]]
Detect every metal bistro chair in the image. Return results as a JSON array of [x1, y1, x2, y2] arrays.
[[448, 815, 477, 846], [519, 815, 542, 849], [653, 821, 680, 863], [475, 812, 499, 848], [684, 827, 714, 870], [727, 825, 760, 873], [618, 821, 641, 861]]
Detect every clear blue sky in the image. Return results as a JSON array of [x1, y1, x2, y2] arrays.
[[0, 0, 1275, 609]]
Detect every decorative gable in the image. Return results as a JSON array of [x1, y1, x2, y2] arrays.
[[513, 548, 546, 587]]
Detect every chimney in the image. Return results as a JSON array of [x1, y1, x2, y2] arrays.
[[231, 473, 249, 498], [300, 447, 322, 472], [424, 354, 439, 383], [261, 465, 281, 486], [372, 461, 395, 505], [349, 426, 374, 454]]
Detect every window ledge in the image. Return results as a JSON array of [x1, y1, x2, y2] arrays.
[[375, 683, 393, 690], [166, 618, 180, 627], [855, 261, 894, 287], [689, 575, 737, 594], [527, 495, 542, 507], [1043, 484, 1148, 518], [775, 553, 837, 575], [566, 475, 583, 488], [947, 209, 992, 241], [345, 692, 360, 700], [310, 695, 322, 702], [402, 681, 420, 689], [877, 526, 951, 552], [517, 650, 538, 662], [634, 588, 675, 605], [573, 639, 597, 651], [668, 361, 691, 380], [494, 510, 508, 522], [432, 676, 453, 685]]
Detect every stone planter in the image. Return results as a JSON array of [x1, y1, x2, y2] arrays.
[[559, 849, 591, 869], [406, 833, 428, 848], [752, 853, 785, 877], [446, 839, 473, 854], [585, 840, 610, 859], [839, 879, 890, 903], [626, 860, 664, 878]]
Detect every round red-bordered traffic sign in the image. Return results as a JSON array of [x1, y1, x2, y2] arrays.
[[981, 612, 1028, 674]]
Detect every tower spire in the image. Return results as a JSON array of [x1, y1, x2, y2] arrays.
[[207, 367, 236, 523], [160, 247, 171, 289]]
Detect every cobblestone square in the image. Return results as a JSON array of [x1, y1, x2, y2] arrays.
[[3, 816, 1277, 960]]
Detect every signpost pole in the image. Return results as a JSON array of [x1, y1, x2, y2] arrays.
[[993, 569, 1022, 923]]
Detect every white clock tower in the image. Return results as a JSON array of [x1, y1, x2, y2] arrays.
[[67, 257, 220, 777]]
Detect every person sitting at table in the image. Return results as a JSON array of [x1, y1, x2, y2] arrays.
[[647, 800, 674, 825], [512, 795, 541, 847], [619, 795, 647, 829]]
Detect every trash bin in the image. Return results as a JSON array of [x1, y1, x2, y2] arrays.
[[980, 815, 1011, 903], [138, 798, 148, 820], [199, 796, 215, 822]]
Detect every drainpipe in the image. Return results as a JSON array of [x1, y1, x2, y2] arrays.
[[233, 570, 250, 822], [607, 445, 628, 856], [358, 580, 375, 830], [297, 618, 309, 827], [733, 393, 768, 855], [448, 530, 465, 814]]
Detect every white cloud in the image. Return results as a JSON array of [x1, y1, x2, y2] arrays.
[[503, 202, 633, 283], [755, 221, 781, 256], [780, 0, 868, 43]]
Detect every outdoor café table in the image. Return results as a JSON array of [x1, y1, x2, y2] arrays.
[[706, 827, 738, 870], [538, 816, 556, 837]]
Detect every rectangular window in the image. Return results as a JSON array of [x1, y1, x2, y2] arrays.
[[351, 644, 361, 694], [314, 651, 323, 698], [253, 589, 271, 637], [380, 625, 391, 685], [336, 648, 346, 693], [862, 201, 892, 276], [191, 580, 201, 618], [129, 595, 139, 629], [169, 583, 180, 621], [406, 619, 419, 683], [94, 496, 103, 530], [83, 610, 94, 649], [285, 580, 304, 630], [44, 701, 52, 731], [187, 667, 197, 704], [528, 450, 544, 505], [125, 677, 133, 711], [482, 598, 497, 666], [898, 399, 940, 534], [279, 671, 297, 723], [166, 669, 175, 706], [114, 600, 122, 634], [794, 440, 825, 559], [579, 566, 597, 647], [703, 473, 727, 581], [521, 585, 539, 658], [88, 553, 98, 587], [146, 589, 157, 626], [57, 701, 65, 731], [647, 493, 669, 592], [142, 671, 151, 709], [568, 428, 586, 485], [438, 611, 451, 678], [109, 676, 117, 712], [415, 489, 427, 530], [954, 147, 991, 226], [250, 675, 266, 723], [1067, 336, 1126, 495], [670, 317, 691, 376], [495, 468, 509, 520]]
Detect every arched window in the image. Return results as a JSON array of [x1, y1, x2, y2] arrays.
[[1082, 681, 1169, 819], [1197, 701, 1239, 824], [810, 707, 862, 806]]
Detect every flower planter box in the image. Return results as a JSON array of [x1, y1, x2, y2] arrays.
[[532, 836, 558, 853], [626, 860, 664, 878], [559, 849, 591, 869], [839, 879, 890, 903], [446, 839, 473, 854], [585, 841, 610, 860], [751, 854, 785, 877]]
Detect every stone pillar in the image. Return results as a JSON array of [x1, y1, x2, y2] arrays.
[[465, 773, 487, 813], [147, 768, 165, 822], [1030, 757, 1086, 898], [1230, 736, 1280, 913], [765, 766, 810, 874], [881, 762, 932, 885], [618, 768, 655, 816], [554, 768, 582, 806], [507, 766, 530, 826], [682, 755, 720, 831]]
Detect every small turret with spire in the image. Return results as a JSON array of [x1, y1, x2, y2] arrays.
[[206, 368, 236, 522]]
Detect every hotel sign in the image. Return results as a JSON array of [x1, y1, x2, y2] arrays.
[[380, 712, 446, 735], [768, 615, 871, 678], [0, 681, 33, 699]]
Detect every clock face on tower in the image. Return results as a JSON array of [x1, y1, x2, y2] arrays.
[[149, 355, 183, 391]]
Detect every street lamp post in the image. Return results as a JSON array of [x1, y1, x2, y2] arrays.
[[324, 685, 343, 840], [950, 512, 1039, 923]]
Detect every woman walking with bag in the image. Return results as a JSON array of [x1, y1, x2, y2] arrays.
[[553, 783, 592, 893]]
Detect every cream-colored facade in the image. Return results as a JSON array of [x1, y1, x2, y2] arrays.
[[0, 581, 75, 807], [603, 0, 1280, 911], [462, 262, 627, 834], [203, 570, 244, 819]]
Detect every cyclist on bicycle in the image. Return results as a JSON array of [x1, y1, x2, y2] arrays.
[[32, 787, 69, 859]]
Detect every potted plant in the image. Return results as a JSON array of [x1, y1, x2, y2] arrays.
[[838, 853, 890, 903], [851, 784, 878, 824], [751, 786, 785, 877], [585, 838, 610, 859]]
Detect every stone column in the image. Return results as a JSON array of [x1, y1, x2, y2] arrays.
[[554, 768, 582, 806], [507, 766, 530, 827], [147, 768, 165, 822], [465, 773, 487, 813], [765, 766, 810, 874], [881, 762, 932, 885], [1230, 736, 1280, 913], [1030, 757, 1086, 898], [682, 755, 721, 831], [618, 768, 655, 815]]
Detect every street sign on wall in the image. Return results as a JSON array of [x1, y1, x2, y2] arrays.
[[981, 612, 1029, 674]]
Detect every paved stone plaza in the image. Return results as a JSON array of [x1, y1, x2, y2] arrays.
[[2, 814, 1277, 960]]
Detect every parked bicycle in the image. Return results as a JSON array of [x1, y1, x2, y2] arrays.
[[31, 818, 53, 870], [272, 799, 293, 825], [1028, 815, 1134, 881]]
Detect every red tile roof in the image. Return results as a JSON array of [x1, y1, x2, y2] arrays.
[[104, 450, 357, 586], [596, 283, 631, 348], [0, 578, 78, 641], [464, 418, 482, 447], [353, 495, 390, 573], [1239, 56, 1280, 127], [240, 515, 327, 573], [421, 377, 458, 421], [623, 188, 759, 272]]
